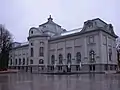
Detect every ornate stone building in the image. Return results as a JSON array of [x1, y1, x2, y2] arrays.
[[9, 16, 118, 73]]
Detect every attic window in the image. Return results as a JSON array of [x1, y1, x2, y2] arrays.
[[31, 31, 33, 34], [43, 26, 46, 28]]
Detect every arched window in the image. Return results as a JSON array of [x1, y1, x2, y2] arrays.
[[19, 58, 21, 65], [27, 58, 29, 65], [76, 52, 81, 64], [59, 54, 63, 64], [31, 31, 33, 34], [67, 53, 71, 64], [89, 50, 95, 63], [15, 59, 17, 65], [31, 48, 34, 57], [39, 59, 44, 64], [30, 59, 33, 64], [39, 47, 44, 56], [109, 48, 112, 61], [51, 55, 55, 64], [10, 59, 12, 65], [23, 58, 25, 65]]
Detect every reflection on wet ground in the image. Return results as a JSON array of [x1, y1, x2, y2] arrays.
[[0, 72, 120, 90]]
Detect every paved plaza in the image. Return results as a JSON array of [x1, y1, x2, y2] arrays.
[[0, 72, 120, 90]]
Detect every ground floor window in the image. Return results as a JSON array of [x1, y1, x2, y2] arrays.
[[114, 65, 117, 70], [110, 65, 113, 70], [30, 59, 33, 64], [76, 65, 80, 71], [41, 66, 44, 70], [104, 64, 108, 71], [50, 66, 54, 71], [89, 65, 95, 71], [39, 59, 44, 64], [58, 66, 62, 71], [89, 65, 92, 71], [93, 65, 95, 71]]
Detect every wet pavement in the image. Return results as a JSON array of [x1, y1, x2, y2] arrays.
[[0, 72, 120, 90]]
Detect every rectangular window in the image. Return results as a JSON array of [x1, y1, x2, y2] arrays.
[[10, 59, 12, 65], [114, 65, 117, 70], [19, 59, 21, 65], [15, 59, 17, 65], [27, 58, 29, 65], [39, 47, 44, 56], [23, 58, 25, 65], [104, 64, 108, 70], [110, 65, 113, 70], [89, 36, 94, 44], [103, 35, 107, 44], [31, 48, 34, 57], [30, 60, 33, 64]]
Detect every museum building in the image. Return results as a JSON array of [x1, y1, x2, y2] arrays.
[[9, 15, 118, 73]]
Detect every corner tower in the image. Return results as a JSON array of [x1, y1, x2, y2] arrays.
[[27, 15, 65, 67]]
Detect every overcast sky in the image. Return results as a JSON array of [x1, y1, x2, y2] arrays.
[[0, 0, 119, 42]]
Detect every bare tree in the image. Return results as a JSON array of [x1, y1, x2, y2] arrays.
[[0, 24, 13, 71]]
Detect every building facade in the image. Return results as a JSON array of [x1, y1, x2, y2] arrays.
[[9, 16, 118, 73]]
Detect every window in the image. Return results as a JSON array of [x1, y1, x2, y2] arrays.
[[30, 59, 33, 64], [110, 65, 113, 70], [58, 66, 62, 71], [23, 58, 25, 65], [89, 50, 95, 63], [43, 25, 46, 28], [89, 65, 92, 71], [40, 42, 44, 45], [19, 58, 21, 65], [87, 22, 93, 28], [10, 59, 12, 65], [89, 65, 95, 71], [31, 48, 34, 57], [39, 47, 44, 56], [89, 36, 94, 44], [51, 55, 55, 64], [76, 65, 80, 71], [76, 52, 81, 64], [103, 35, 107, 44], [31, 43, 33, 46], [59, 54, 63, 64], [27, 58, 29, 65], [104, 64, 108, 71], [109, 48, 112, 61], [15, 59, 17, 65], [31, 31, 33, 34], [39, 59, 44, 64], [114, 65, 117, 70], [67, 53, 71, 64]]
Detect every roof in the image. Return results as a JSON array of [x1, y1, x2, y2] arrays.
[[49, 27, 118, 41], [12, 42, 29, 49], [91, 18, 108, 25], [39, 15, 61, 27], [61, 28, 82, 36]]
